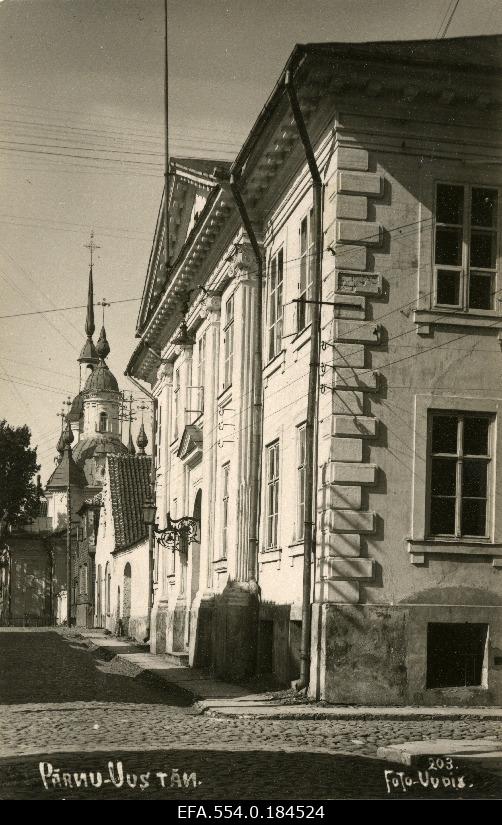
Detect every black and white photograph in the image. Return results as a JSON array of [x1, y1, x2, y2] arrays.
[[1, 0, 502, 804]]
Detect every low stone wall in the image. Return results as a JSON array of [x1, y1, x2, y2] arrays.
[[312, 602, 502, 706]]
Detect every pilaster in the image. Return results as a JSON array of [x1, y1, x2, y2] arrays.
[[316, 145, 383, 610]]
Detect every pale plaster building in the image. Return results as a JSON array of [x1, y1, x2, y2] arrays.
[[128, 36, 502, 705]]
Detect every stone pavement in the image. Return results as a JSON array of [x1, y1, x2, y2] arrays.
[[76, 628, 502, 722], [1, 628, 502, 798]]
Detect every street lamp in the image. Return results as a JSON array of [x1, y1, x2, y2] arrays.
[[142, 500, 199, 551]]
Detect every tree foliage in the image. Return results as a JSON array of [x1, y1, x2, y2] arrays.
[[0, 419, 41, 526]]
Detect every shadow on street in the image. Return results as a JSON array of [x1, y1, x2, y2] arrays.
[[0, 748, 501, 800], [0, 631, 191, 706]]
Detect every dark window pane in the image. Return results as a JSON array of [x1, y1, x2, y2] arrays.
[[427, 623, 487, 688], [431, 457, 457, 495], [435, 228, 462, 265], [463, 417, 489, 455], [436, 184, 464, 225], [436, 269, 460, 305], [461, 498, 487, 536], [463, 459, 487, 497], [432, 415, 458, 454], [430, 497, 456, 535], [469, 272, 493, 310], [470, 231, 496, 268], [471, 188, 498, 228]]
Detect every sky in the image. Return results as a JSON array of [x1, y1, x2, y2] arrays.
[[0, 0, 501, 482]]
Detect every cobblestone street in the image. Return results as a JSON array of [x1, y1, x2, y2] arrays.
[[1, 629, 502, 799]]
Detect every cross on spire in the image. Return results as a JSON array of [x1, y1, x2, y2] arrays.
[[57, 407, 67, 430], [97, 297, 110, 325], [84, 229, 101, 269]]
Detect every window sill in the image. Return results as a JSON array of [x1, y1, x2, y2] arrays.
[[414, 308, 502, 336], [263, 349, 285, 382], [259, 547, 282, 569], [292, 324, 312, 354], [407, 537, 502, 565]]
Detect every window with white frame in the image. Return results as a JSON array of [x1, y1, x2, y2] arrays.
[[428, 412, 492, 538], [197, 333, 206, 413], [221, 462, 230, 559], [223, 295, 234, 390], [297, 209, 314, 332], [173, 368, 180, 440], [266, 441, 280, 548], [165, 498, 177, 578], [156, 404, 162, 466], [268, 248, 284, 361], [434, 183, 498, 311], [297, 424, 306, 541]]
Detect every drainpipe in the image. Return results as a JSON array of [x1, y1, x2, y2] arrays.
[[124, 363, 157, 639], [285, 68, 323, 692], [228, 172, 263, 586]]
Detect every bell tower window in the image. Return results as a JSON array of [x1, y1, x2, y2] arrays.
[[99, 412, 108, 433]]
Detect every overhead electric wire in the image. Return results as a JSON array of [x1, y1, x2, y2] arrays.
[[0, 120, 243, 149], [0, 99, 248, 140], [0, 295, 141, 320]]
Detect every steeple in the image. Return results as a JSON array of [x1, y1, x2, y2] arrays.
[[46, 422, 86, 490], [85, 266, 95, 338], [128, 430, 136, 455], [78, 233, 100, 367]]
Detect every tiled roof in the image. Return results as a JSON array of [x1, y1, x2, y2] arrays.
[[107, 455, 152, 551]]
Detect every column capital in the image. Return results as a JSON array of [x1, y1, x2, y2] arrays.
[[156, 360, 174, 385], [199, 291, 222, 321], [227, 242, 260, 286]]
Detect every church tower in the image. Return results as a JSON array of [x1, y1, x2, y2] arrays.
[[62, 235, 128, 490]]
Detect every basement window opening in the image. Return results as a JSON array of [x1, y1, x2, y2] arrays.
[[426, 622, 488, 689]]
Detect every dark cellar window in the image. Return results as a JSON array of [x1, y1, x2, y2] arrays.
[[426, 623, 488, 688]]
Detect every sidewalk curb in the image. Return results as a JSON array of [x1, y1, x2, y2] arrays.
[[66, 632, 502, 722], [201, 706, 502, 721]]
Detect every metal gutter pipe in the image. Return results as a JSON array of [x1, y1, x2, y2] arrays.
[[228, 173, 263, 585], [285, 68, 323, 692]]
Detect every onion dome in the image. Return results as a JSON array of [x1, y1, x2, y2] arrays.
[[136, 422, 148, 455], [83, 362, 119, 393], [56, 429, 66, 456], [96, 326, 110, 360], [62, 421, 74, 447], [72, 436, 128, 465], [127, 431, 136, 455]]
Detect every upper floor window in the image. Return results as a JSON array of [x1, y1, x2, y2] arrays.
[[156, 404, 162, 466], [428, 412, 492, 539], [297, 209, 314, 332], [266, 441, 280, 548], [434, 183, 498, 311], [197, 333, 206, 413], [268, 248, 284, 361], [98, 412, 107, 433], [173, 368, 180, 440], [223, 295, 234, 390], [297, 424, 306, 541], [221, 462, 230, 559]]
